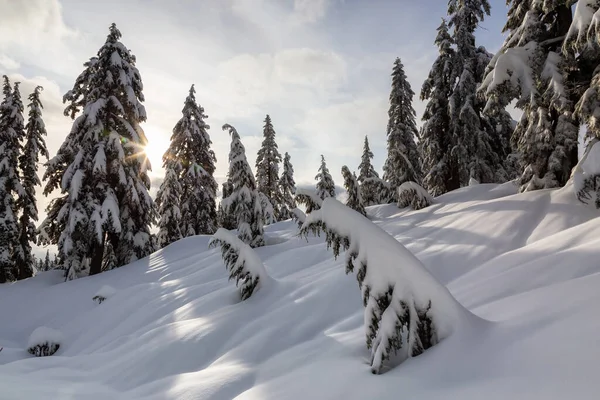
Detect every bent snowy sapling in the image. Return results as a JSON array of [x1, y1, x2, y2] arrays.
[[300, 198, 468, 374], [209, 228, 270, 300]]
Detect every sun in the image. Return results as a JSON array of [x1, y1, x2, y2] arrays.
[[142, 124, 170, 170]]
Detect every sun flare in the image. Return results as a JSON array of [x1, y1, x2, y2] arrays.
[[142, 125, 170, 170]]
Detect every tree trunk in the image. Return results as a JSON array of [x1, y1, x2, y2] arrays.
[[89, 234, 105, 276]]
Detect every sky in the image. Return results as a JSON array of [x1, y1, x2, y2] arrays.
[[0, 0, 510, 257]]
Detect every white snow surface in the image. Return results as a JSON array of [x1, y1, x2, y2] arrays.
[[27, 326, 64, 349], [94, 285, 117, 301], [1, 182, 600, 398]]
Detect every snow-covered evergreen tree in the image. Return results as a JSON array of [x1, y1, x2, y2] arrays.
[[177, 85, 217, 236], [155, 163, 183, 249], [357, 136, 383, 206], [300, 198, 470, 374], [218, 181, 237, 230], [158, 85, 217, 241], [382, 58, 422, 202], [221, 124, 265, 248], [255, 114, 282, 218], [420, 19, 456, 196], [209, 228, 270, 300], [447, 0, 508, 186], [43, 250, 51, 272], [39, 24, 154, 280], [16, 86, 49, 280], [295, 188, 323, 214], [398, 181, 434, 210], [277, 152, 296, 219], [0, 76, 25, 283], [342, 166, 365, 216], [315, 155, 336, 200], [480, 1, 578, 191]]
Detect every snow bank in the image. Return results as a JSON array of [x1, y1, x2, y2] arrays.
[[209, 228, 270, 300], [27, 327, 63, 357], [300, 198, 472, 373], [93, 285, 116, 304], [397, 181, 433, 210]]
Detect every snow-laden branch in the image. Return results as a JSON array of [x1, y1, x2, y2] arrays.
[[295, 188, 323, 213], [209, 228, 270, 300], [300, 198, 470, 374]]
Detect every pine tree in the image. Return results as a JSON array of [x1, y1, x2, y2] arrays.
[[176, 85, 218, 237], [0, 77, 25, 283], [218, 181, 237, 230], [481, 1, 578, 191], [155, 164, 183, 249], [43, 250, 51, 272], [16, 86, 49, 280], [221, 124, 265, 248], [357, 136, 382, 206], [446, 0, 508, 187], [277, 152, 296, 220], [382, 58, 422, 202], [255, 115, 282, 218], [39, 24, 154, 280], [315, 155, 336, 200], [342, 166, 365, 216], [420, 19, 456, 196]]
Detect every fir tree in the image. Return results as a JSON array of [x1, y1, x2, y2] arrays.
[[481, 1, 578, 191], [39, 24, 154, 280], [315, 155, 336, 200], [155, 164, 183, 249], [447, 0, 508, 186], [382, 58, 422, 202], [16, 86, 49, 280], [221, 124, 265, 248], [178, 85, 217, 236], [342, 166, 365, 216], [0, 77, 25, 283], [43, 250, 51, 272], [218, 181, 237, 230], [255, 114, 282, 218], [357, 136, 381, 206], [277, 152, 296, 220], [420, 19, 456, 196]]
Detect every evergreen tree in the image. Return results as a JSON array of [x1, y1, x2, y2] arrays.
[[0, 77, 25, 283], [43, 250, 51, 272], [155, 164, 183, 249], [218, 180, 237, 230], [255, 115, 282, 218], [357, 136, 382, 206], [176, 85, 217, 237], [277, 152, 296, 220], [16, 86, 49, 280], [315, 155, 336, 200], [221, 124, 265, 248], [342, 166, 365, 216], [382, 58, 422, 202], [39, 24, 154, 280], [420, 19, 456, 196], [447, 0, 508, 186], [481, 1, 578, 191]]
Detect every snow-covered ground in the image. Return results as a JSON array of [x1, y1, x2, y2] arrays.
[[1, 181, 600, 399]]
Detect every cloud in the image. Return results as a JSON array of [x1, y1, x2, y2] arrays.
[[292, 0, 331, 23], [0, 54, 19, 70]]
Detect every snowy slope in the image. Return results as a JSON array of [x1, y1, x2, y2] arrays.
[[1, 182, 600, 399]]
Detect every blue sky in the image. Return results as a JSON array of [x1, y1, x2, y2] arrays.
[[0, 0, 510, 245]]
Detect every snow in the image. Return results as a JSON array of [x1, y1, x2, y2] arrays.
[[1, 183, 600, 397], [93, 285, 117, 302]]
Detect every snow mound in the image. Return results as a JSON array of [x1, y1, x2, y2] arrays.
[[301, 198, 474, 373], [93, 285, 116, 304], [397, 181, 433, 210], [27, 327, 63, 357], [295, 188, 322, 213]]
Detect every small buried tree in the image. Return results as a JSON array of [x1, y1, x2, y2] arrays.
[[209, 228, 270, 300], [397, 181, 433, 211], [300, 198, 470, 374], [295, 188, 323, 214]]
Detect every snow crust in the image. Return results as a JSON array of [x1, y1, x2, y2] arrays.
[[2, 183, 600, 398]]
